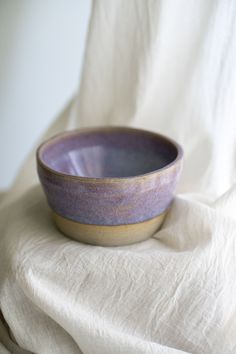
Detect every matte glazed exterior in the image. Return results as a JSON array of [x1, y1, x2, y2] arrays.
[[37, 127, 183, 227]]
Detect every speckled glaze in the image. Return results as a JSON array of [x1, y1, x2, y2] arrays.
[[37, 127, 183, 245]]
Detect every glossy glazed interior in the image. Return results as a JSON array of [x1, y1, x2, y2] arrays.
[[39, 129, 178, 178]]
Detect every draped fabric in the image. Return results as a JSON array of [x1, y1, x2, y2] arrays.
[[1, 1, 236, 353]]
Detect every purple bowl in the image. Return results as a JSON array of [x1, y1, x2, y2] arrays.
[[37, 127, 183, 246]]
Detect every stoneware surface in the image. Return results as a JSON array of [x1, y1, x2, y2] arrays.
[[52, 211, 167, 246], [37, 127, 183, 246]]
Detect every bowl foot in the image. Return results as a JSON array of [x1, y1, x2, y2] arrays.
[[52, 211, 167, 246]]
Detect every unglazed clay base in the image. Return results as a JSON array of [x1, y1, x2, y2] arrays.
[[52, 211, 167, 246]]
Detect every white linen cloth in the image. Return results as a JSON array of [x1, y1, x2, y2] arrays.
[[1, 0, 236, 353]]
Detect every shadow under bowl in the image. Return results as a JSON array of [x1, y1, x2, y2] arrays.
[[37, 126, 183, 246]]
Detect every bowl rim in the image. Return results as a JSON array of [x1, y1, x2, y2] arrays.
[[36, 126, 183, 182]]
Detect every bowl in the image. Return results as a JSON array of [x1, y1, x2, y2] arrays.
[[37, 127, 183, 246]]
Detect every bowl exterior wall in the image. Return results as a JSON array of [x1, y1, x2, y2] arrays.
[[37, 159, 182, 226], [52, 211, 166, 246]]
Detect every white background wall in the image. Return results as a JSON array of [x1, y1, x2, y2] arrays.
[[0, 0, 91, 190]]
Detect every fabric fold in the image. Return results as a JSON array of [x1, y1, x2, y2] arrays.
[[1, 0, 236, 353]]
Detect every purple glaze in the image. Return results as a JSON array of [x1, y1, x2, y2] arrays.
[[37, 127, 183, 226], [41, 130, 178, 178]]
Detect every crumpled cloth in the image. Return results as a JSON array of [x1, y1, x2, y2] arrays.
[[1, 1, 236, 353]]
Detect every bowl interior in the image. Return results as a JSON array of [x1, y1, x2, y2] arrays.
[[39, 129, 178, 178]]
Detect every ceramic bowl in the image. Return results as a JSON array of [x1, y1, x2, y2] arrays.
[[37, 127, 183, 246]]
